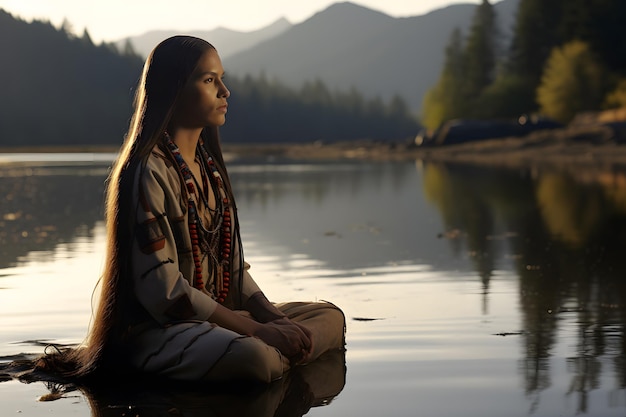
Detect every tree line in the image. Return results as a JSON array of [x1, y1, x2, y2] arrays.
[[223, 76, 417, 143], [0, 10, 419, 147], [422, 0, 626, 129]]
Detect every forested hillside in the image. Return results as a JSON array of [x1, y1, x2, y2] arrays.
[[222, 76, 417, 143], [0, 10, 143, 147], [0, 9, 419, 147], [422, 0, 626, 129]]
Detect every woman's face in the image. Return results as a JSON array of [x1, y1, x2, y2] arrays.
[[171, 48, 230, 129]]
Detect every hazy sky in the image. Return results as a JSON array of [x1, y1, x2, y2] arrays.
[[0, 0, 482, 43]]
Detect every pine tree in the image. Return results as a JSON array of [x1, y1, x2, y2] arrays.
[[499, 0, 566, 113], [60, 17, 75, 37], [122, 39, 138, 57], [421, 28, 466, 129], [509, 0, 564, 87], [81, 28, 93, 46], [463, 0, 498, 101]]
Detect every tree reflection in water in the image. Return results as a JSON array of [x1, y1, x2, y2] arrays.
[[0, 165, 107, 269], [422, 161, 626, 413], [3, 158, 626, 415]]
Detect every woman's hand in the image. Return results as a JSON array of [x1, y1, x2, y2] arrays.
[[254, 318, 313, 365], [209, 296, 315, 364]]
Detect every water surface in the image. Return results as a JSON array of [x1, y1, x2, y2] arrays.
[[1, 154, 625, 416]]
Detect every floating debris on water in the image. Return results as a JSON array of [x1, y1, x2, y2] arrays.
[[352, 317, 385, 322], [493, 331, 526, 336]]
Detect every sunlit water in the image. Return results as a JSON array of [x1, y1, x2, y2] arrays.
[[1, 154, 625, 416]]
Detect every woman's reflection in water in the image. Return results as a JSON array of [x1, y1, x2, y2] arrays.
[[45, 350, 345, 417]]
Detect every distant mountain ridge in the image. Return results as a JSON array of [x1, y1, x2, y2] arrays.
[[0, 8, 418, 146], [118, 18, 292, 59], [123, 0, 519, 113]]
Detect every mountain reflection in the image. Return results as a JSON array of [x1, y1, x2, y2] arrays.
[[422, 162, 626, 413]]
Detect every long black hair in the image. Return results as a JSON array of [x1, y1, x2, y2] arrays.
[[38, 36, 243, 378]]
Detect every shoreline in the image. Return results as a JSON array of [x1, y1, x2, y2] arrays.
[[3, 126, 626, 171], [229, 121, 626, 170]]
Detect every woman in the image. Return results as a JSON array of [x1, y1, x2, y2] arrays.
[[42, 36, 345, 382]]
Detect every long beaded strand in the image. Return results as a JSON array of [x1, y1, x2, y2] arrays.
[[198, 142, 231, 303], [164, 134, 230, 303]]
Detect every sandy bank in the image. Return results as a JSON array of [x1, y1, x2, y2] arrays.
[[224, 123, 626, 170]]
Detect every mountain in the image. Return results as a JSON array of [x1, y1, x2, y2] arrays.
[[119, 18, 292, 59], [0, 1, 520, 146], [0, 9, 418, 146], [223, 0, 519, 113], [120, 1, 518, 114]]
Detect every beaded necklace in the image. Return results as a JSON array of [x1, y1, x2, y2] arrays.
[[164, 133, 231, 303]]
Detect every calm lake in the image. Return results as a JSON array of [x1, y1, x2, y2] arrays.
[[1, 152, 626, 416]]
